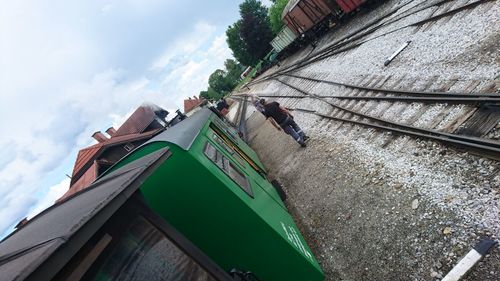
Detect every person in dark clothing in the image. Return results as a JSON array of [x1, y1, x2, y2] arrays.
[[216, 99, 229, 111], [216, 98, 230, 116], [259, 99, 309, 147]]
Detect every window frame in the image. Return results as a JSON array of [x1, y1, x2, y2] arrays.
[[204, 141, 254, 199], [210, 130, 246, 168], [209, 122, 267, 179], [123, 142, 135, 152]]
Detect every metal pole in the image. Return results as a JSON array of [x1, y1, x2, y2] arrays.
[[384, 40, 411, 66]]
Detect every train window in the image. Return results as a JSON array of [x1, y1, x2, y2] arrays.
[[86, 216, 216, 281], [204, 142, 226, 170], [204, 142, 253, 198], [211, 120, 239, 141], [212, 133, 233, 155], [204, 142, 217, 160], [227, 162, 253, 197], [209, 124, 266, 178], [212, 133, 246, 168]]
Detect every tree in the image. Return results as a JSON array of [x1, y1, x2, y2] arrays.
[[226, 0, 274, 66], [269, 0, 288, 34], [208, 69, 233, 95], [226, 20, 255, 66], [224, 59, 240, 73], [224, 59, 245, 84], [199, 59, 244, 100], [199, 87, 223, 101], [199, 90, 210, 100], [239, 0, 274, 62], [206, 87, 223, 100]]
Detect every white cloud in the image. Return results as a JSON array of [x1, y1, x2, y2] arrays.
[[101, 4, 113, 13], [261, 0, 273, 7], [0, 2, 234, 239], [152, 21, 217, 69], [155, 32, 234, 108]]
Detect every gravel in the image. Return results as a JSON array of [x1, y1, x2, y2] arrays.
[[233, 0, 500, 280]]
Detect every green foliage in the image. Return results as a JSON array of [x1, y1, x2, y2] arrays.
[[224, 59, 245, 84], [208, 87, 223, 100], [199, 90, 210, 100], [200, 87, 223, 101], [239, 0, 274, 62], [199, 59, 245, 100], [269, 0, 288, 34], [208, 69, 233, 95], [225, 0, 274, 66], [226, 20, 255, 66]]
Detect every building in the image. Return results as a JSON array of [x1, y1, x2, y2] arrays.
[[240, 66, 252, 79], [57, 104, 169, 202], [183, 96, 207, 117]]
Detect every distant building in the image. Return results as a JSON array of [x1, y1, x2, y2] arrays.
[[57, 104, 169, 202], [240, 66, 253, 79], [183, 96, 207, 117]]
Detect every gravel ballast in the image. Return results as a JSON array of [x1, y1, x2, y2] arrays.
[[234, 0, 500, 280]]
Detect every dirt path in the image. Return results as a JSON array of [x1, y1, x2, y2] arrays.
[[245, 113, 498, 281]]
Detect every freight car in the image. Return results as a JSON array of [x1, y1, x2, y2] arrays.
[[271, 25, 297, 53], [271, 0, 369, 56], [0, 108, 324, 281]]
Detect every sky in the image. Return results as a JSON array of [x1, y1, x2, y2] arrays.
[[0, 0, 272, 239]]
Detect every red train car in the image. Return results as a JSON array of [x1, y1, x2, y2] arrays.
[[282, 0, 367, 36], [336, 0, 367, 13]]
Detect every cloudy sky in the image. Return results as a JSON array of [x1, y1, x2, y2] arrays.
[[0, 0, 271, 238]]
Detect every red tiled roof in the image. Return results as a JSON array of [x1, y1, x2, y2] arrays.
[[58, 162, 98, 202], [70, 129, 162, 186], [114, 106, 156, 137], [184, 98, 203, 113], [71, 144, 101, 177]]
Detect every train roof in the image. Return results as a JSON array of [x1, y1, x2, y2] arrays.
[[0, 148, 170, 281], [144, 107, 213, 150], [281, 0, 301, 20]]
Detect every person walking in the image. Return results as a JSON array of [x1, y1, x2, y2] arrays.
[[259, 98, 309, 147], [250, 95, 265, 114]]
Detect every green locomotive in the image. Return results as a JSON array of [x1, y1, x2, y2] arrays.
[[0, 108, 324, 281]]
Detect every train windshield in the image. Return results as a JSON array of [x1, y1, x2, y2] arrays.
[[87, 216, 216, 281]]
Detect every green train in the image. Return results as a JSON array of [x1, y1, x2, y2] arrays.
[[0, 108, 324, 281]]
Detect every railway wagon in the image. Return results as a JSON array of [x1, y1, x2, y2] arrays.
[[269, 0, 369, 57], [282, 0, 367, 36], [271, 25, 298, 53], [0, 108, 324, 281]]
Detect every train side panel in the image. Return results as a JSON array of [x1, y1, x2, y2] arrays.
[[271, 25, 298, 52], [336, 0, 366, 13], [104, 110, 325, 280], [282, 0, 368, 36], [283, 0, 334, 35], [132, 144, 324, 280]]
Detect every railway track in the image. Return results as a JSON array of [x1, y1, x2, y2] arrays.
[[233, 74, 500, 159], [248, 0, 495, 87], [235, 0, 499, 159], [228, 1, 500, 278], [249, 73, 500, 104]]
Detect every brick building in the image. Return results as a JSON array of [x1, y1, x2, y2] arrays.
[[57, 104, 169, 202]]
